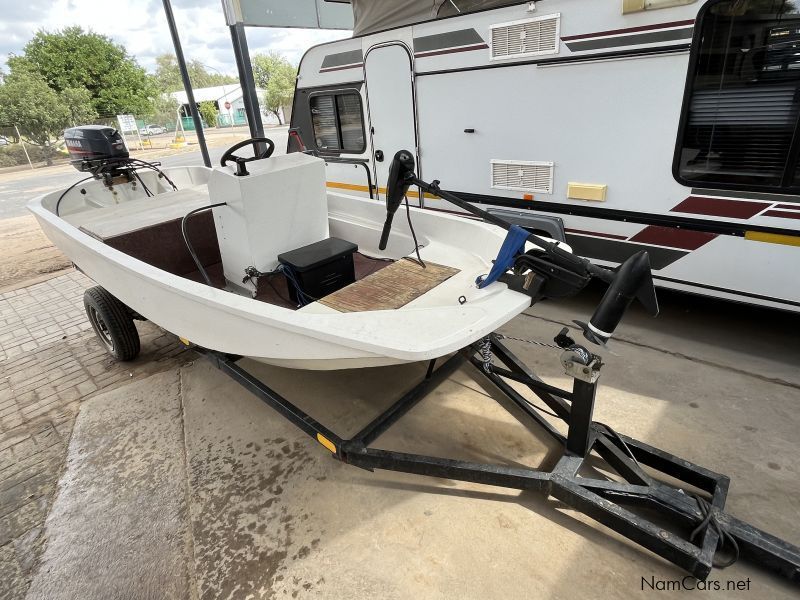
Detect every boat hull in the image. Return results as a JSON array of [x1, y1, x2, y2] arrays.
[[30, 171, 534, 370]]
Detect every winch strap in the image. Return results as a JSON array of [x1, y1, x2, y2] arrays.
[[478, 225, 529, 289]]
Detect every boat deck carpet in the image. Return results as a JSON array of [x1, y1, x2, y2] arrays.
[[319, 259, 460, 313]]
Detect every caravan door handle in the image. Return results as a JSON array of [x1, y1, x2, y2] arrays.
[[375, 150, 384, 162]]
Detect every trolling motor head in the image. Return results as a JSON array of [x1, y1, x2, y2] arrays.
[[379, 150, 416, 250]]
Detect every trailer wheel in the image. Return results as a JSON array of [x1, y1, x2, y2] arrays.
[[83, 286, 140, 361]]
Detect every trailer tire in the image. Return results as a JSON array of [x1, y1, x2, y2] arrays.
[[83, 286, 140, 361]]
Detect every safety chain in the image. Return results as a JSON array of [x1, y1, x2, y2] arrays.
[[479, 336, 493, 373], [480, 333, 562, 373], [494, 333, 562, 350]]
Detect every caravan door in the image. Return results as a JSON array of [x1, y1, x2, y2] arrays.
[[364, 43, 419, 203]]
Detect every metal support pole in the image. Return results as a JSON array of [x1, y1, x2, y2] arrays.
[[162, 0, 211, 168], [230, 23, 265, 141], [566, 379, 597, 457]]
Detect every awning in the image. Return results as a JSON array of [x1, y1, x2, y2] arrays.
[[349, 0, 446, 36]]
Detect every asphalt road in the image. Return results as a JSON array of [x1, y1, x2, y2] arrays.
[[0, 128, 290, 220]]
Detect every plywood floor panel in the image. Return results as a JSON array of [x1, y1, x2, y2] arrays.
[[319, 259, 459, 313]]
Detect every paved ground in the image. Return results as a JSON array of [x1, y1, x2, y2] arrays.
[[0, 271, 190, 599], [1, 269, 797, 599]]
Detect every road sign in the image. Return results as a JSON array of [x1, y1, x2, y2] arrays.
[[116, 114, 137, 133]]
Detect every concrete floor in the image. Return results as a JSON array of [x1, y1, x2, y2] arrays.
[[22, 290, 800, 599]]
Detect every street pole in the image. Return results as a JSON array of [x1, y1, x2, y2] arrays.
[[162, 0, 211, 168], [14, 125, 33, 170]]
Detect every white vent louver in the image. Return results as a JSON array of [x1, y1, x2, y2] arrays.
[[491, 160, 554, 194], [490, 14, 560, 60]]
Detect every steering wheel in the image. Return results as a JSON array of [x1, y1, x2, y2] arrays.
[[220, 137, 275, 176]]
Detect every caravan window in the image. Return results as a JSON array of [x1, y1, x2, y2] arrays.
[[674, 0, 800, 192], [309, 92, 366, 154]]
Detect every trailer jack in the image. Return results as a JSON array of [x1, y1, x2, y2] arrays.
[[198, 333, 800, 583]]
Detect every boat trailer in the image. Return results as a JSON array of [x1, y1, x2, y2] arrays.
[[197, 329, 800, 584]]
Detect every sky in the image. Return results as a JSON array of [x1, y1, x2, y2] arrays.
[[0, 0, 351, 76]]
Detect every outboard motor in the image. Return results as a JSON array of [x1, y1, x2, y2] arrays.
[[64, 125, 129, 176]]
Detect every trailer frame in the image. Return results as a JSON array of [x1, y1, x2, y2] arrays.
[[197, 333, 800, 583]]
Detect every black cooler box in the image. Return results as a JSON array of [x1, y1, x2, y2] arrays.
[[278, 237, 358, 303]]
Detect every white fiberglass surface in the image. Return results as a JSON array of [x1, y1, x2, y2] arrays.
[[30, 177, 533, 365], [44, 166, 211, 217]]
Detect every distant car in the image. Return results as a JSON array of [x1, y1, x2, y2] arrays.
[[0, 136, 8, 146], [139, 125, 166, 136]]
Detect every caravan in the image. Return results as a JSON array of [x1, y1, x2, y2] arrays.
[[289, 0, 800, 311]]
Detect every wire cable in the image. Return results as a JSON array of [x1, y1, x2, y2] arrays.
[[128, 158, 178, 190], [403, 195, 426, 269], [356, 251, 394, 263], [54, 176, 94, 216], [181, 203, 227, 286], [476, 337, 561, 418], [595, 421, 641, 468], [690, 494, 740, 568], [265, 274, 295, 306], [278, 264, 317, 306], [131, 170, 153, 197]]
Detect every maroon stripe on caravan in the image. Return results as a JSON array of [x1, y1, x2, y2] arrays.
[[319, 63, 364, 73], [414, 43, 489, 58], [564, 228, 627, 240], [629, 225, 717, 250], [774, 203, 800, 211], [671, 196, 770, 219], [560, 19, 695, 42], [763, 209, 800, 220]]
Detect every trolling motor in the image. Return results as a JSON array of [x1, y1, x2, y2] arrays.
[[379, 150, 416, 250], [381, 150, 659, 346]]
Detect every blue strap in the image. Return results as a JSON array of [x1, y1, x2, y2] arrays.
[[477, 225, 528, 289]]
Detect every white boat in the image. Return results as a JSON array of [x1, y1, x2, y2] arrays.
[[29, 136, 556, 370]]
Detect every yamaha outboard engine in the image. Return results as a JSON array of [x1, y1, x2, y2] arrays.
[[65, 125, 129, 177]]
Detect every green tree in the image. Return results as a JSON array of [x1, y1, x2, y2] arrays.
[[146, 87, 180, 128], [252, 52, 297, 125], [7, 27, 155, 116], [0, 72, 97, 165], [153, 54, 238, 93], [198, 101, 219, 128]]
